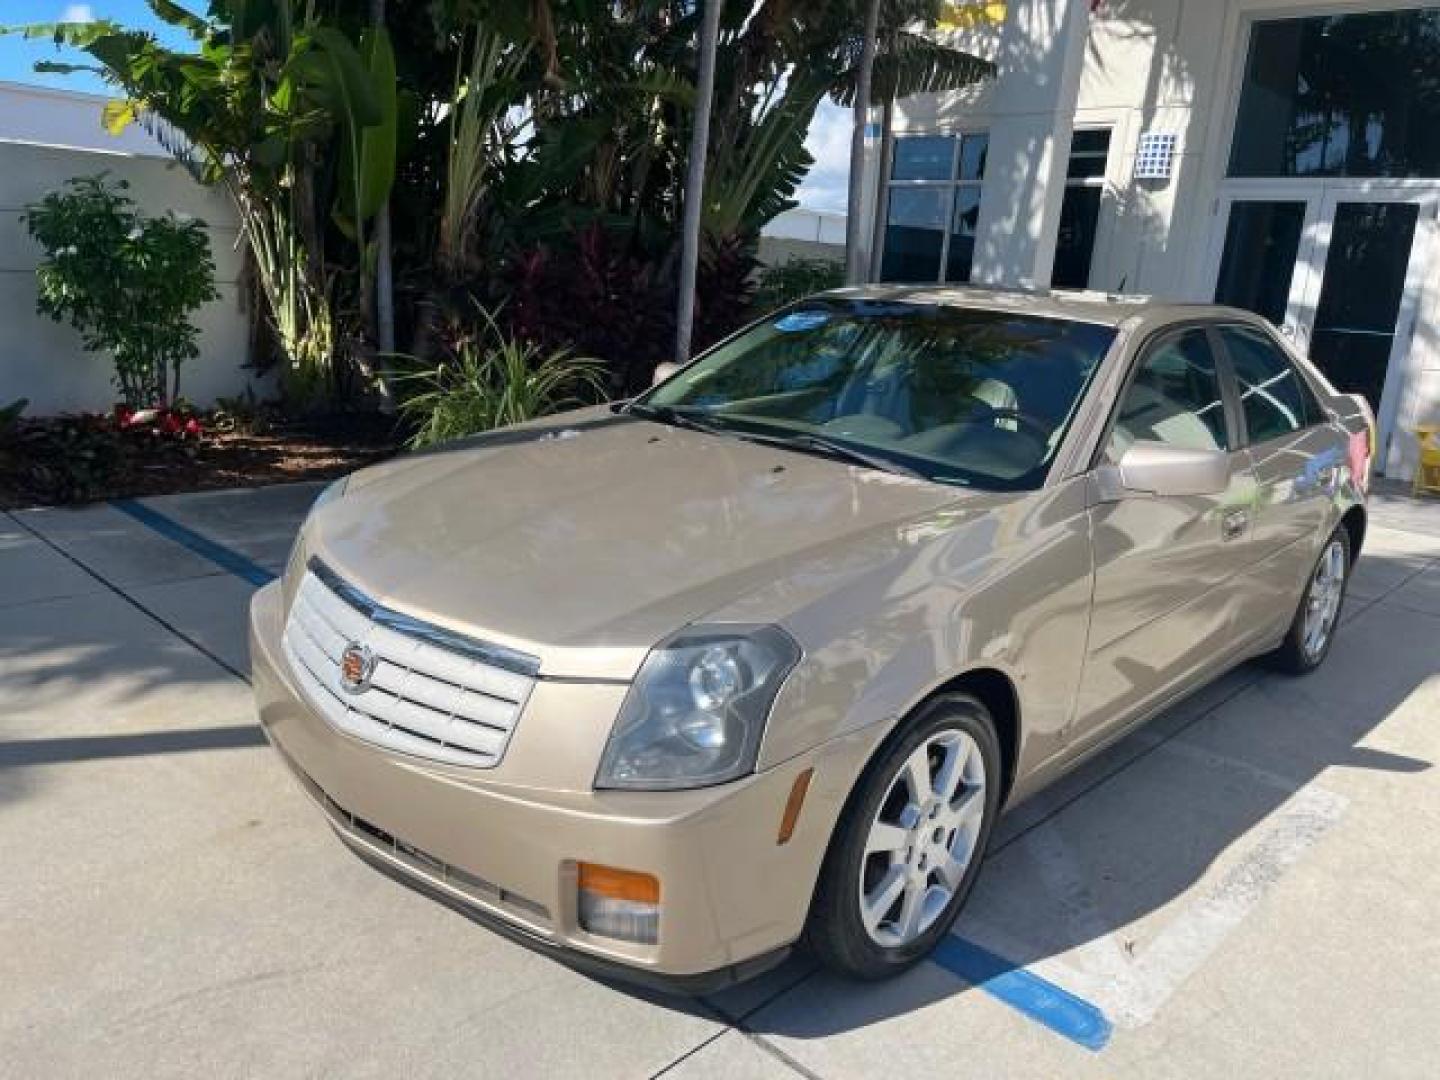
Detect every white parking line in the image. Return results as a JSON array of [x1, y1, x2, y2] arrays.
[[969, 741, 1349, 1030]]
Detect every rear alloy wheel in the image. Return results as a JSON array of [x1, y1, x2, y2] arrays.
[[1271, 526, 1351, 674], [807, 694, 1000, 979]]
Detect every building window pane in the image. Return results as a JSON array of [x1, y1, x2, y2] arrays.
[[1229, 9, 1440, 179], [946, 186, 982, 282], [1052, 186, 1102, 289], [1213, 201, 1306, 325], [881, 188, 948, 282], [958, 133, 989, 181], [881, 131, 988, 283], [892, 136, 956, 180], [1051, 128, 1110, 290], [1066, 129, 1111, 178]]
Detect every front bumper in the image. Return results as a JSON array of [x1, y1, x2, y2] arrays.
[[248, 582, 865, 990]]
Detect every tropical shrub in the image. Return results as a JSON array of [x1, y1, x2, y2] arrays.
[[399, 307, 606, 449], [505, 226, 756, 395], [24, 175, 218, 409], [754, 256, 845, 313], [8, 2, 992, 405]]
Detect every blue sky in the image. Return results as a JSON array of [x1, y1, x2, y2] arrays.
[[0, 1, 847, 211], [0, 2, 194, 94]]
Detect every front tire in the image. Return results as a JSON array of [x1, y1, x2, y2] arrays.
[[1270, 525, 1351, 675], [806, 694, 1001, 980]]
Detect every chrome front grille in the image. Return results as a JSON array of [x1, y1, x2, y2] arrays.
[[282, 561, 539, 768]]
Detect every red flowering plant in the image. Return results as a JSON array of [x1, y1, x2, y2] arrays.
[[115, 403, 204, 440]]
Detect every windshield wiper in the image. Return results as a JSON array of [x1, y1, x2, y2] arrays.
[[765, 433, 930, 481], [621, 401, 728, 435], [625, 403, 929, 481]]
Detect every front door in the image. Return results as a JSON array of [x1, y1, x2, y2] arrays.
[[1075, 326, 1257, 744], [1210, 185, 1438, 473]]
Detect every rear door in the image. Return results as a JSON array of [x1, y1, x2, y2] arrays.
[[1073, 325, 1258, 742], [1213, 323, 1345, 629]]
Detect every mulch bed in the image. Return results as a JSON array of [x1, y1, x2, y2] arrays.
[[0, 412, 401, 510]]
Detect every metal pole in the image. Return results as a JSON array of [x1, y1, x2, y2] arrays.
[[868, 95, 895, 281], [844, 0, 882, 284], [371, 0, 396, 410], [674, 0, 723, 364]]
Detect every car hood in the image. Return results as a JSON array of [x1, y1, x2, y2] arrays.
[[304, 409, 967, 679]]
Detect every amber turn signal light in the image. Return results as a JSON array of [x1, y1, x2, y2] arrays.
[[577, 862, 660, 903], [577, 862, 661, 944], [777, 767, 814, 845]]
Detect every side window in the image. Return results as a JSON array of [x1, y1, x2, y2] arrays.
[[1218, 325, 1321, 443], [1106, 329, 1229, 460]]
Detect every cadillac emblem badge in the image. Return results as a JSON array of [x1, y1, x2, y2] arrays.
[[339, 643, 377, 694]]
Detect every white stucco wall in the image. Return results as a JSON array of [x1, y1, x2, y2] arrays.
[[0, 82, 258, 415]]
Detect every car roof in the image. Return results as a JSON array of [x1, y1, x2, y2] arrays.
[[812, 284, 1263, 331]]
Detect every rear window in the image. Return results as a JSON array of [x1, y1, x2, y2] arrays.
[[1218, 325, 1321, 442]]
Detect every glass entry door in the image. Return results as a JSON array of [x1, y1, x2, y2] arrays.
[[1210, 185, 1437, 469], [1307, 197, 1424, 416], [1212, 194, 1316, 328]]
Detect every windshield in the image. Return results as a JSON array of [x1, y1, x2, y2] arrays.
[[637, 299, 1116, 490]]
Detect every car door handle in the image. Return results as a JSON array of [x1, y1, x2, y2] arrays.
[[1221, 509, 1249, 541]]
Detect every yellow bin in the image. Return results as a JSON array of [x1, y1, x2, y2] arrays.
[[1415, 424, 1440, 497]]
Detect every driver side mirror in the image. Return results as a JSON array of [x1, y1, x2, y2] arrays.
[[1096, 440, 1230, 500], [652, 361, 681, 386]]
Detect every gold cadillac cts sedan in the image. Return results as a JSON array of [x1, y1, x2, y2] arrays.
[[250, 288, 1374, 991]]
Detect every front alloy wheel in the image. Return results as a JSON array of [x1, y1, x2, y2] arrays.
[[860, 730, 987, 948], [807, 694, 1001, 979]]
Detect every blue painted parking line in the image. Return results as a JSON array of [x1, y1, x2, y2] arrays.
[[933, 936, 1113, 1051], [112, 499, 278, 588]]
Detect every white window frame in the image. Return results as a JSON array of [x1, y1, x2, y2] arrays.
[[878, 130, 989, 284]]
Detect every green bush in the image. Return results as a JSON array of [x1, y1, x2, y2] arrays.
[[24, 175, 219, 409], [753, 256, 845, 314], [399, 308, 606, 450]]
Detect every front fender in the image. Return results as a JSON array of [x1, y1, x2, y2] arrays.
[[756, 479, 1095, 787]]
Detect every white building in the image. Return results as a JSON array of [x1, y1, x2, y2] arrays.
[[858, 0, 1440, 478], [0, 82, 254, 414]]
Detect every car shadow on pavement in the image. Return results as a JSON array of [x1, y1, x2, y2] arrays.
[[0, 581, 259, 811], [0, 725, 266, 769], [682, 549, 1438, 1039]]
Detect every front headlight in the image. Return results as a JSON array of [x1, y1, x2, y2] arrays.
[[595, 626, 801, 790]]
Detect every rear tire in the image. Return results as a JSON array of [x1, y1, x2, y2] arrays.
[[805, 693, 1001, 980], [1270, 525, 1350, 675]]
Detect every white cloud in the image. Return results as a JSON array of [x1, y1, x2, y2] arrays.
[[796, 100, 853, 213], [60, 4, 95, 23]]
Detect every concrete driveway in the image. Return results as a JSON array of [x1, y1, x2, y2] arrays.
[[4, 482, 1439, 1079]]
